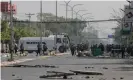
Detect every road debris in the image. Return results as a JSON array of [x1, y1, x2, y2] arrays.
[[12, 74, 15, 76], [13, 79, 22, 80], [85, 66, 94, 69], [39, 73, 74, 78], [85, 76, 90, 79], [99, 78, 106, 80], [4, 64, 58, 68], [69, 70, 103, 75], [120, 77, 124, 79], [103, 67, 108, 69]]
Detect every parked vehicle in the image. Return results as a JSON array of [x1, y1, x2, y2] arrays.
[[18, 34, 70, 53]]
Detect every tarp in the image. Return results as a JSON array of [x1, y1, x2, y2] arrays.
[[92, 48, 102, 56]]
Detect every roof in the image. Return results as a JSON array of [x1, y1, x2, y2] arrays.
[[20, 37, 54, 41], [19, 35, 65, 41]]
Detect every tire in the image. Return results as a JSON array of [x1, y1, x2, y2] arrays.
[[28, 51, 33, 53], [58, 46, 65, 53]]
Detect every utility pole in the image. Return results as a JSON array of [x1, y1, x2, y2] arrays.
[[10, 0, 14, 61], [40, 0, 43, 54], [55, 0, 57, 53], [25, 13, 35, 27]]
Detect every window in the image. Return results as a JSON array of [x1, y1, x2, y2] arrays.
[[56, 38, 61, 43], [26, 42, 45, 44], [27, 42, 30, 44], [63, 38, 68, 44], [42, 42, 46, 44]]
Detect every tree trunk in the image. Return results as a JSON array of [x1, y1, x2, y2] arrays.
[[1, 40, 4, 53]]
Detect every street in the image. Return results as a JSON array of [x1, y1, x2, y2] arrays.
[[1, 1, 133, 80], [1, 52, 133, 80]]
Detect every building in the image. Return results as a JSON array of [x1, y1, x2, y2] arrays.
[[119, 1, 133, 45], [1, 2, 17, 20]]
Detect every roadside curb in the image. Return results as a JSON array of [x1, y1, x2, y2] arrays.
[[1, 53, 70, 67], [1, 58, 35, 67]]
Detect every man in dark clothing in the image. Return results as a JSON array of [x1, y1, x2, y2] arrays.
[[117, 45, 121, 58], [131, 45, 133, 57], [106, 44, 109, 53], [43, 44, 48, 55], [98, 43, 104, 54], [70, 44, 76, 56], [111, 44, 115, 57], [37, 43, 41, 56], [14, 43, 18, 54], [126, 45, 132, 56], [121, 45, 125, 58], [20, 43, 24, 55]]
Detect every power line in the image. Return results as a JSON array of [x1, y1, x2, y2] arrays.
[[25, 13, 35, 27], [7, 19, 125, 23]]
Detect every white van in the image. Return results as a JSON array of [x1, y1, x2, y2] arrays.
[[18, 35, 70, 53]]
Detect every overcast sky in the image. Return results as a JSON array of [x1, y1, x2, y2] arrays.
[[10, 0, 129, 39]]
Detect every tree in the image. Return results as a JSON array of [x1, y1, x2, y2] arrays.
[[1, 21, 10, 42], [36, 13, 87, 39], [111, 9, 124, 44]]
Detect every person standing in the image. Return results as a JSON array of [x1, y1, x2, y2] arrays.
[[43, 43, 48, 55], [121, 45, 125, 58], [126, 45, 132, 56], [111, 44, 115, 57], [14, 43, 18, 55], [70, 44, 76, 56], [20, 43, 24, 56], [131, 45, 133, 57], [37, 43, 41, 56], [98, 43, 104, 55]]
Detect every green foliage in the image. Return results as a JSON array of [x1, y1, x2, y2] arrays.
[[1, 20, 40, 42], [1, 21, 10, 41], [37, 13, 87, 38]]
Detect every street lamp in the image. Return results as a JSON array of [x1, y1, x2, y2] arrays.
[[70, 4, 83, 19], [127, 0, 131, 8], [80, 13, 91, 20], [75, 10, 87, 19], [60, 4, 83, 19], [84, 17, 94, 21], [64, 0, 71, 21], [120, 8, 125, 12]]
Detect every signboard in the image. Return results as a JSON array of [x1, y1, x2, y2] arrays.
[[121, 22, 131, 35], [124, 5, 133, 22], [108, 35, 114, 38], [131, 1, 133, 8], [121, 5, 133, 35]]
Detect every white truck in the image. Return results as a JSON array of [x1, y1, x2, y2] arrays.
[[18, 35, 70, 53]]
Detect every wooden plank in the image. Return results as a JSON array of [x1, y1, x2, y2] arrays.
[[40, 73, 75, 78], [69, 70, 103, 75], [47, 71, 68, 74]]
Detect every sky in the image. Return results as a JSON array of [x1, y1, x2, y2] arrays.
[[9, 0, 129, 40]]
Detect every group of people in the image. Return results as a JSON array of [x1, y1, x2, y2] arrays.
[[10, 43, 24, 56], [36, 43, 48, 56], [70, 42, 133, 58], [91, 43, 105, 54], [106, 44, 133, 58], [91, 43, 133, 58], [11, 42, 48, 56], [70, 43, 89, 56]]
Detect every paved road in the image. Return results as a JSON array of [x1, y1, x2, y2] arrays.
[[1, 53, 133, 80]]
